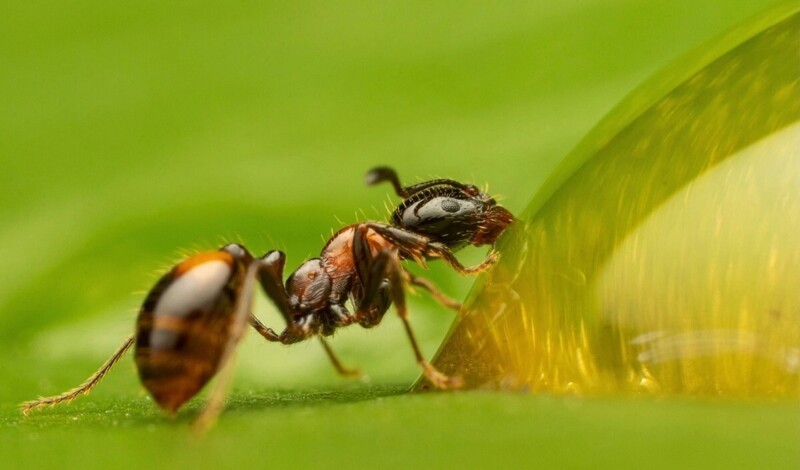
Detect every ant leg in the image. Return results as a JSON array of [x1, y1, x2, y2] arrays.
[[358, 249, 462, 389], [230, 248, 330, 355], [407, 274, 462, 312], [352, 224, 392, 328], [356, 222, 461, 313], [249, 315, 281, 342], [353, 224, 375, 289], [361, 222, 499, 276], [359, 222, 430, 264], [365, 167, 479, 198], [319, 337, 361, 378], [251, 304, 360, 376], [249, 252, 317, 341], [254, 250, 295, 326], [194, 251, 282, 432], [222, 244, 287, 343], [20, 334, 135, 416], [354, 224, 461, 312], [428, 242, 500, 276], [250, 250, 360, 376], [250, 251, 313, 342]]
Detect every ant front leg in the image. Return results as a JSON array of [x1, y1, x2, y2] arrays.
[[357, 248, 463, 390], [249, 316, 281, 342], [249, 250, 309, 343], [252, 250, 359, 377], [244, 251, 299, 343]]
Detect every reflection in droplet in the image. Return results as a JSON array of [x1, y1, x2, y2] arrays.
[[424, 6, 800, 398]]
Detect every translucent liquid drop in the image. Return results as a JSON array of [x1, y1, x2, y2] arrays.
[[426, 5, 800, 398]]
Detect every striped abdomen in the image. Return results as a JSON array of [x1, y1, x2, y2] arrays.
[[135, 251, 243, 413]]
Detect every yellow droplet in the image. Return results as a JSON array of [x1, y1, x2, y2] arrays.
[[425, 5, 800, 398]]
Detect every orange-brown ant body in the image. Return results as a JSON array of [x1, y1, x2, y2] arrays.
[[21, 167, 513, 428]]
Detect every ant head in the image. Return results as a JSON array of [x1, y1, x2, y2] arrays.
[[285, 258, 332, 314]]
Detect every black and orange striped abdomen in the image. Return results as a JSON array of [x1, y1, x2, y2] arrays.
[[134, 251, 243, 413]]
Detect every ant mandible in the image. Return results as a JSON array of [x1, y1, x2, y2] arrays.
[[21, 166, 514, 428]]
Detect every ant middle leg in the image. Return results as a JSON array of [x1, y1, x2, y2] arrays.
[[353, 224, 462, 313], [356, 248, 462, 389], [407, 274, 462, 312]]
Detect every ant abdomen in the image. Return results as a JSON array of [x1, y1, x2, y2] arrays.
[[135, 249, 246, 413]]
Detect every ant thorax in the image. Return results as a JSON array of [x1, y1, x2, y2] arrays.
[[320, 225, 395, 281]]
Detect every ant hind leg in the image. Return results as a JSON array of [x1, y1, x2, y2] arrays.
[[428, 242, 500, 276], [359, 223, 499, 276]]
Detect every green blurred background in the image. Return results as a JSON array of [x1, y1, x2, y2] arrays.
[[1, 1, 796, 468]]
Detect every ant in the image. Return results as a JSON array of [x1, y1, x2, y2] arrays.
[[21, 166, 514, 429]]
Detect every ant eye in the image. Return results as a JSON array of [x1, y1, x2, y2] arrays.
[[441, 199, 460, 213]]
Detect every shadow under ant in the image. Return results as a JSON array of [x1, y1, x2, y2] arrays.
[[15, 384, 410, 429]]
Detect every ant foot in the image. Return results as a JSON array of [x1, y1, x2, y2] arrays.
[[460, 250, 501, 276], [485, 250, 501, 267], [422, 364, 463, 389], [340, 367, 364, 379]]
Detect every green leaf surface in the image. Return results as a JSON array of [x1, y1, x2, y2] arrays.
[[1, 1, 796, 468]]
